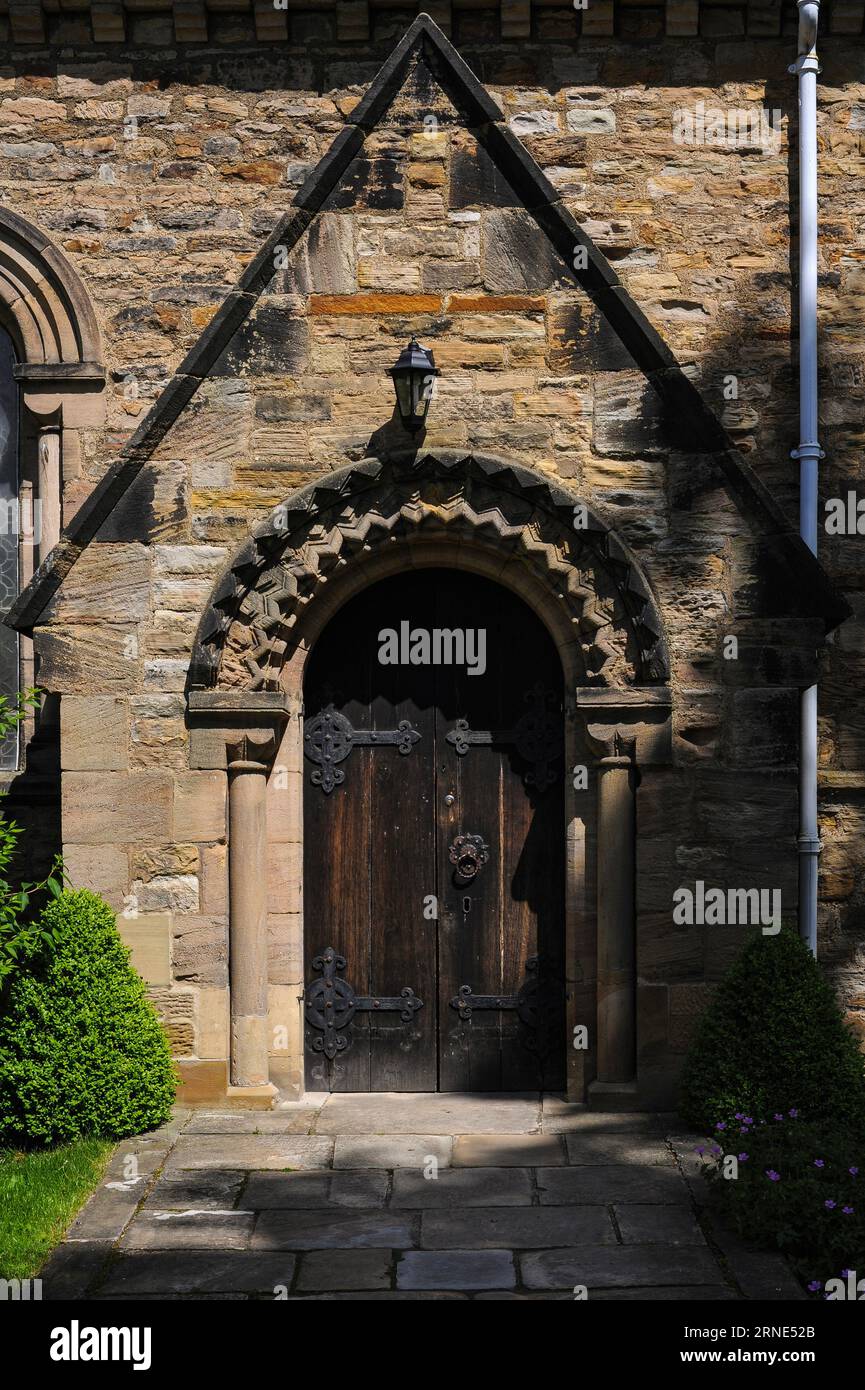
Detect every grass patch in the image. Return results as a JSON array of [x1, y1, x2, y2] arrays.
[[0, 1139, 113, 1280]]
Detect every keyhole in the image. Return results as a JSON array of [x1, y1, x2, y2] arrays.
[[462, 895, 472, 914]]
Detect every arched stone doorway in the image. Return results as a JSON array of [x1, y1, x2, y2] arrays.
[[188, 450, 673, 1105], [302, 567, 567, 1094]]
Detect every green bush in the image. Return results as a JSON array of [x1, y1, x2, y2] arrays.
[[0, 890, 176, 1146], [679, 927, 865, 1132], [0, 690, 65, 984], [695, 1115, 864, 1295]]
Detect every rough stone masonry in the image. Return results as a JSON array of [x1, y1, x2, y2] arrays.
[[1, 1, 863, 1107]]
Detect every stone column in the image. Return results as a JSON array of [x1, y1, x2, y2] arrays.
[[188, 691, 291, 1108], [227, 731, 275, 1092], [579, 687, 672, 1106], [37, 424, 61, 561], [18, 481, 36, 709], [595, 735, 636, 1083]]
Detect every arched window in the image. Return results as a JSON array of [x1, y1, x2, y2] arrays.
[[0, 327, 19, 769], [0, 209, 104, 772]]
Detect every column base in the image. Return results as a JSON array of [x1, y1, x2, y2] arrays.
[[225, 1083, 279, 1110], [588, 1079, 639, 1111]]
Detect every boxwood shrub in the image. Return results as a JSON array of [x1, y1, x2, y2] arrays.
[[0, 889, 176, 1146], [679, 927, 865, 1133]]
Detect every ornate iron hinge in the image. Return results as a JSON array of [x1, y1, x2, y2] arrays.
[[449, 956, 563, 1060], [304, 704, 421, 793], [304, 946, 424, 1058], [445, 683, 562, 792]]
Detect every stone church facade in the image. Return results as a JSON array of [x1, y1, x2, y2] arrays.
[[1, 1, 863, 1107]]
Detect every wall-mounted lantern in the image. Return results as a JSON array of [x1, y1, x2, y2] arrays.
[[388, 338, 439, 433]]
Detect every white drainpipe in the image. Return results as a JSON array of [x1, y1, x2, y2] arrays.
[[790, 0, 823, 954]]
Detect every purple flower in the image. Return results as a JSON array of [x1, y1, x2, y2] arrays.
[[738, 1153, 749, 1162], [842, 1206, 854, 1215], [789, 1108, 799, 1118], [711, 1145, 722, 1156], [743, 1116, 754, 1125], [715, 1121, 726, 1131], [814, 1159, 825, 1168], [766, 1169, 781, 1182], [807, 1281, 822, 1292], [849, 1167, 859, 1177], [734, 1112, 743, 1120], [694, 1145, 705, 1156], [774, 1113, 784, 1121], [824, 1199, 836, 1210], [739, 1128, 749, 1136]]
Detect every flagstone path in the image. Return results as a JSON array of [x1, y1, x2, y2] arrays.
[[42, 1095, 805, 1301]]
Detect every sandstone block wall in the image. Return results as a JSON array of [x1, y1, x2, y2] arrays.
[[2, 17, 863, 1094]]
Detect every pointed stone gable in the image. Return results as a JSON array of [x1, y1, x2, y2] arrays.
[[7, 12, 848, 636]]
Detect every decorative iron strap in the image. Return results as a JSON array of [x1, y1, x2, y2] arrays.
[[304, 946, 423, 1058], [304, 703, 421, 792], [445, 683, 561, 792], [449, 956, 563, 1061]]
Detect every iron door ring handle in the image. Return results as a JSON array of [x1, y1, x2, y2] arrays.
[[448, 833, 490, 882]]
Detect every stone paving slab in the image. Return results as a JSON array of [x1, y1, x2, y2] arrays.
[[98, 1251, 297, 1296], [542, 1099, 669, 1134], [390, 1166, 533, 1207], [315, 1092, 542, 1135], [332, 1135, 452, 1169], [295, 1250, 393, 1292], [614, 1204, 707, 1245], [592, 1286, 739, 1301], [420, 1206, 616, 1249], [251, 1209, 417, 1250], [240, 1171, 390, 1209], [520, 1245, 726, 1291], [453, 1134, 566, 1166], [185, 1110, 322, 1135], [41, 1103, 806, 1301], [536, 1163, 689, 1205], [64, 1183, 149, 1243], [397, 1249, 516, 1290], [286, 1291, 469, 1300], [120, 1210, 254, 1251], [564, 1134, 673, 1166], [41, 1242, 116, 1301], [140, 1170, 247, 1212], [165, 1135, 334, 1171]]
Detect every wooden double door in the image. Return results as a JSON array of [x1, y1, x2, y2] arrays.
[[302, 569, 566, 1092]]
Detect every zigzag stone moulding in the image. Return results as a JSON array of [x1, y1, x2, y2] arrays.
[[188, 451, 670, 694]]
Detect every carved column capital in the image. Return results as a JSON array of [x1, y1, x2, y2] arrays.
[[226, 727, 281, 772], [575, 685, 672, 766], [585, 725, 638, 765], [188, 689, 291, 770]]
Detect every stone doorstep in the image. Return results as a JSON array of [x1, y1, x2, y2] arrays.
[[313, 1091, 543, 1135]]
